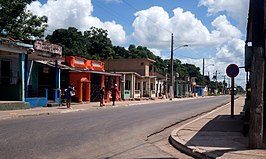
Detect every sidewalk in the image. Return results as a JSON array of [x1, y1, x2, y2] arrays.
[[169, 96, 266, 159], [0, 97, 193, 121]]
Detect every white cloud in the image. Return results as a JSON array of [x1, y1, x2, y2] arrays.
[[27, 0, 126, 44], [216, 38, 244, 65], [131, 6, 245, 87], [132, 7, 243, 50], [198, 0, 249, 28], [132, 6, 171, 48], [132, 7, 211, 49], [180, 37, 245, 89], [210, 15, 242, 44], [149, 48, 161, 57]]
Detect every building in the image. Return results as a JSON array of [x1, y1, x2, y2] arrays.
[[105, 58, 156, 99], [0, 38, 62, 107], [63, 56, 121, 103]]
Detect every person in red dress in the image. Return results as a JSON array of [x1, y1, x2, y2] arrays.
[[110, 84, 119, 106]]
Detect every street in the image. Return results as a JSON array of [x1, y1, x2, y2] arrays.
[[0, 96, 230, 158]]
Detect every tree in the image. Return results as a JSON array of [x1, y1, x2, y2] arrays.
[[112, 46, 130, 59], [46, 26, 202, 79], [46, 27, 114, 60], [84, 27, 113, 60], [236, 85, 244, 93], [46, 27, 86, 56], [0, 0, 48, 40]]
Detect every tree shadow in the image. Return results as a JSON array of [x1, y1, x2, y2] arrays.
[[185, 115, 248, 158]]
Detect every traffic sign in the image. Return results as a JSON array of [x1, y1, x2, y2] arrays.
[[226, 64, 239, 78]]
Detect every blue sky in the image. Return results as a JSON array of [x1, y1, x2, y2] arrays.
[[29, 0, 249, 88]]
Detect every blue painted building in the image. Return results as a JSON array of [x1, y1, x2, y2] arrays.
[[0, 38, 62, 107]]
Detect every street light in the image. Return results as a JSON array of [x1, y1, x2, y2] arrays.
[[213, 70, 220, 95], [170, 33, 188, 100], [202, 58, 214, 96]]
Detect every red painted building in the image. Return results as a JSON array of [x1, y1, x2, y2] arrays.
[[64, 56, 120, 103]]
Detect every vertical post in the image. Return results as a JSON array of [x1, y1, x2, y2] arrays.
[[248, 0, 264, 149], [175, 80, 178, 97], [19, 53, 25, 101], [25, 53, 28, 98], [122, 74, 125, 99], [140, 79, 144, 98], [184, 82, 187, 96], [215, 70, 218, 94], [101, 74, 105, 100], [165, 73, 168, 98], [231, 77, 234, 118], [202, 58, 205, 96], [249, 47, 264, 148], [223, 75, 226, 94], [148, 77, 151, 98], [131, 74, 134, 99], [55, 60, 59, 103], [170, 33, 174, 100]]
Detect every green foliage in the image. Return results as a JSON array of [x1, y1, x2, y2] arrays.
[[0, 0, 48, 40], [46, 27, 85, 56], [46, 27, 113, 60], [236, 85, 244, 93], [112, 46, 129, 59], [46, 26, 202, 81], [84, 27, 113, 59]]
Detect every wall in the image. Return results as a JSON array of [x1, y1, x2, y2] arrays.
[[105, 59, 149, 76]]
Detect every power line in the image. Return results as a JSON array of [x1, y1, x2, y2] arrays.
[[121, 0, 172, 34], [94, 0, 130, 25]]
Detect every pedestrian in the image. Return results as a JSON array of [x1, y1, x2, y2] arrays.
[[65, 84, 75, 109], [110, 84, 119, 106], [99, 87, 105, 107]]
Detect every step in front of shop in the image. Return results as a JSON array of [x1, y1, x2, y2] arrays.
[[0, 101, 30, 110]]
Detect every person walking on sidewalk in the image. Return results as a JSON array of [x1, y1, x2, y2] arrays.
[[65, 84, 75, 109], [110, 84, 119, 106], [99, 87, 105, 107]]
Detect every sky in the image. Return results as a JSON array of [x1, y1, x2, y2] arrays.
[[27, 0, 250, 89]]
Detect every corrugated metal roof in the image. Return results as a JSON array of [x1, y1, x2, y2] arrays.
[[35, 60, 121, 76]]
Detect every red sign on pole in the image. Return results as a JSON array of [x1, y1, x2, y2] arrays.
[[226, 64, 239, 78], [226, 64, 239, 118]]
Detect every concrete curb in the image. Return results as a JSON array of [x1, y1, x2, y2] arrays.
[[168, 98, 239, 159], [168, 136, 214, 159], [0, 96, 223, 121]]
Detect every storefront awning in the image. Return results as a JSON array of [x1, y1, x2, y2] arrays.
[[70, 70, 121, 76], [35, 60, 74, 70], [35, 60, 121, 76]]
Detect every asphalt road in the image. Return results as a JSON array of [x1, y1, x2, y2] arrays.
[[0, 96, 231, 159]]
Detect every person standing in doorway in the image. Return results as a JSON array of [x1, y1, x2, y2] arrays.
[[99, 87, 105, 107], [65, 84, 75, 109], [111, 84, 119, 106]]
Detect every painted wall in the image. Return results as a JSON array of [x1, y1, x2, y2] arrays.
[[105, 59, 154, 76]]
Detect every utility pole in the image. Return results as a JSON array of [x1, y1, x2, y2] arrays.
[[222, 75, 226, 94], [165, 72, 168, 98], [249, 0, 265, 148], [202, 58, 205, 96], [170, 33, 174, 100], [215, 70, 218, 95]]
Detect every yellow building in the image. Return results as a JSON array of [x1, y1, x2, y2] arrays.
[[105, 58, 156, 99]]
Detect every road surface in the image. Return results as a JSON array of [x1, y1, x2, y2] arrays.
[[0, 96, 230, 158]]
